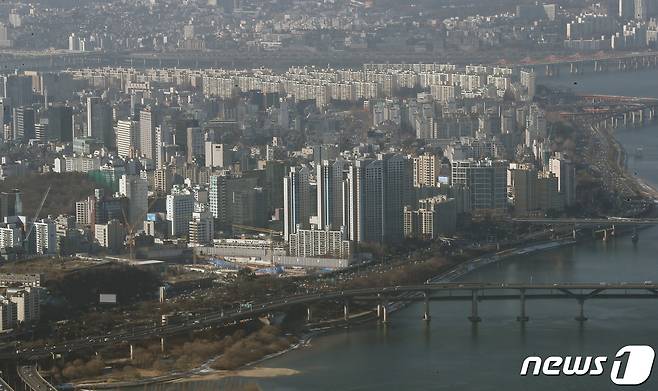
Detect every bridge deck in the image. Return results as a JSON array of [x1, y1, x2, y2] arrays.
[[6, 283, 658, 360]]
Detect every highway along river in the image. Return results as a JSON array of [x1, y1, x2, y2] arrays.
[[119, 69, 658, 391]]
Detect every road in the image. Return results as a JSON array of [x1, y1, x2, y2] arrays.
[[4, 282, 658, 360], [17, 366, 56, 391]]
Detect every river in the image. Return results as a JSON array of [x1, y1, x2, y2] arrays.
[[120, 69, 658, 391]]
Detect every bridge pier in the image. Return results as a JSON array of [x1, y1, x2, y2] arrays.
[[575, 299, 588, 322], [517, 289, 529, 322], [468, 290, 482, 323], [423, 292, 431, 321]]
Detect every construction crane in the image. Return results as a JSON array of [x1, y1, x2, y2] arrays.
[[121, 197, 160, 260], [231, 224, 282, 265], [121, 207, 137, 260], [23, 185, 51, 253]]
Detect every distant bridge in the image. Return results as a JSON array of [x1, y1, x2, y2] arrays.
[[512, 217, 658, 226], [576, 94, 658, 104]]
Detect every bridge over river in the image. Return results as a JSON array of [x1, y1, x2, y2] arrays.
[[4, 282, 658, 389], [3, 282, 658, 361]]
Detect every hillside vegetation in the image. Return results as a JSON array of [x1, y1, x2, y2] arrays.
[[0, 172, 100, 217]]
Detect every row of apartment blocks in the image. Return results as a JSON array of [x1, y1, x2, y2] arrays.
[[0, 273, 42, 332], [64, 64, 536, 108]]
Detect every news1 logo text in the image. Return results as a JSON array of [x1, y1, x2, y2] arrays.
[[521, 345, 655, 386]]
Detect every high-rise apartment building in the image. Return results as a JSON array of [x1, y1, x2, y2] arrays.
[[451, 159, 509, 212], [12, 106, 35, 141], [87, 96, 113, 146], [139, 107, 157, 160], [548, 154, 576, 207], [413, 152, 440, 188], [116, 120, 139, 158], [119, 174, 148, 227], [32, 219, 57, 255], [283, 166, 312, 241], [316, 159, 347, 231]]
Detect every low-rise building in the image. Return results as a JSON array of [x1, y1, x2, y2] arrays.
[[288, 225, 352, 259]]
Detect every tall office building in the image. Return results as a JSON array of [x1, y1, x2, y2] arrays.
[[210, 172, 267, 228], [12, 106, 35, 141], [119, 174, 148, 227], [1, 74, 32, 107], [316, 159, 347, 231], [0, 190, 22, 220], [548, 154, 576, 207], [283, 166, 312, 241], [87, 96, 113, 146], [209, 173, 230, 223], [167, 192, 195, 237], [139, 107, 157, 160], [231, 187, 267, 228], [265, 161, 286, 215], [537, 172, 564, 211], [451, 159, 509, 212], [47, 104, 73, 141], [116, 120, 139, 158], [186, 127, 204, 164]]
